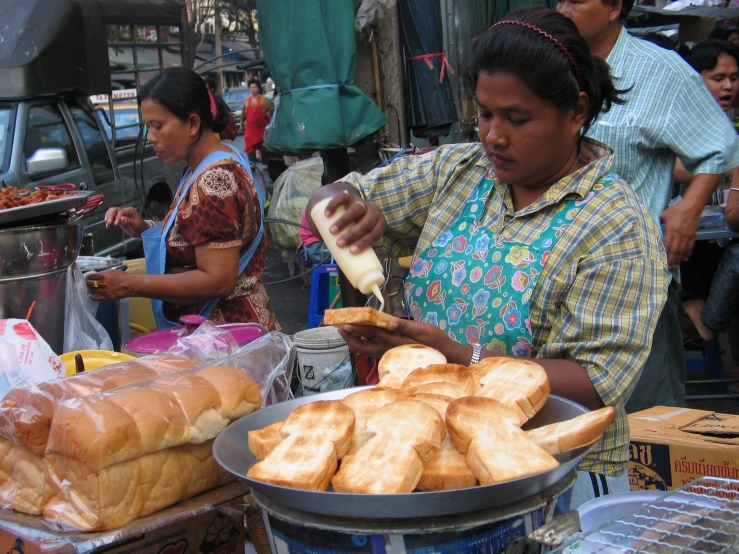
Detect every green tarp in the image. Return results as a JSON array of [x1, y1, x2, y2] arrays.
[[256, 0, 387, 153]]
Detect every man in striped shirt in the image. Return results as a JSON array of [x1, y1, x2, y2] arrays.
[[558, 0, 739, 413]]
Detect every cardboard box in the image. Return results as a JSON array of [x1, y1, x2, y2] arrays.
[[628, 407, 739, 492], [0, 482, 248, 554]]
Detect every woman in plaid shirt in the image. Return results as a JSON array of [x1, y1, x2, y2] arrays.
[[308, 8, 668, 507]]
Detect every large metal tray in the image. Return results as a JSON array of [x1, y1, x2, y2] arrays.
[[213, 387, 595, 519], [0, 191, 92, 226]]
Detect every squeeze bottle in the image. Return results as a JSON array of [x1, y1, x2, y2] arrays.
[[310, 197, 385, 310]]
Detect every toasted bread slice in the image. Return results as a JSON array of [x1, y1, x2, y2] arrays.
[[332, 438, 423, 494], [247, 435, 337, 491], [408, 393, 454, 419], [377, 374, 404, 389], [445, 396, 520, 453], [323, 307, 395, 329], [378, 345, 447, 380], [367, 400, 444, 463], [280, 400, 355, 458], [248, 420, 284, 460], [406, 382, 467, 399], [473, 358, 550, 425], [467, 429, 559, 485], [526, 407, 615, 456], [342, 388, 406, 457], [417, 437, 478, 491], [409, 393, 477, 491], [402, 364, 476, 396], [445, 396, 558, 485]]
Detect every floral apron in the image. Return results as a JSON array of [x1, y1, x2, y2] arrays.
[[404, 172, 606, 356]]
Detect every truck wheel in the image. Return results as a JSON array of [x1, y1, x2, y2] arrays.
[[145, 190, 171, 221]]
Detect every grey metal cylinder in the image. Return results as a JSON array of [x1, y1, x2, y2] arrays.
[[0, 224, 82, 353]]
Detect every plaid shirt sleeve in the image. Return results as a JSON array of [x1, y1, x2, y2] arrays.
[[662, 74, 739, 175], [340, 148, 448, 258]]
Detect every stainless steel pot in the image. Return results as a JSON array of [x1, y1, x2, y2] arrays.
[[0, 224, 82, 278], [0, 224, 82, 353]]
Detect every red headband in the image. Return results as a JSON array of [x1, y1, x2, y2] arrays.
[[491, 20, 582, 83], [206, 88, 218, 120]]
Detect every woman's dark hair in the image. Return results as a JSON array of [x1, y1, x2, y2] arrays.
[[138, 67, 221, 136], [642, 32, 677, 51], [464, 8, 626, 134], [248, 78, 262, 93], [684, 39, 739, 74]]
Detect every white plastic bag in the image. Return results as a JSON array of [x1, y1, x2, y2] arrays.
[[63, 264, 114, 353], [0, 319, 63, 397]]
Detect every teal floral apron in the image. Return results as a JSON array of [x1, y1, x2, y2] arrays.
[[404, 172, 607, 357]]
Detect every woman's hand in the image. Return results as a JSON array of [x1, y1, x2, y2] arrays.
[[306, 183, 386, 253], [104, 207, 150, 238], [338, 318, 469, 363], [86, 270, 135, 302]]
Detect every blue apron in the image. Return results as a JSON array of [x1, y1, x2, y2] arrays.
[[142, 146, 265, 329]]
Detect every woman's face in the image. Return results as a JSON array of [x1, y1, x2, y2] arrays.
[[728, 32, 739, 47], [476, 71, 587, 190], [701, 53, 739, 111], [141, 98, 198, 164], [249, 83, 260, 96]]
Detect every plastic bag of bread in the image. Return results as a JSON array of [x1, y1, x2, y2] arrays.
[[171, 319, 261, 361], [42, 332, 293, 530], [0, 351, 198, 515]]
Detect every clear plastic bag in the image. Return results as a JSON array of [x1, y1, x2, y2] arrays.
[[171, 320, 243, 361], [40, 332, 293, 530], [63, 264, 113, 353], [355, 0, 397, 33], [267, 157, 323, 250]]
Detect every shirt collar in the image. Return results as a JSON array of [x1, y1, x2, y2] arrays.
[[605, 26, 631, 80], [489, 138, 615, 217]]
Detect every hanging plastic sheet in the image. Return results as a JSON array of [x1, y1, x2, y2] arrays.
[[256, 0, 388, 152], [399, 0, 459, 139]]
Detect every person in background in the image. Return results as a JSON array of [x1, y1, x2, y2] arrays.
[[299, 212, 331, 265], [88, 68, 279, 331], [241, 78, 273, 164], [204, 75, 238, 142], [728, 28, 739, 47], [308, 8, 668, 507], [558, 0, 739, 414], [675, 40, 739, 341]]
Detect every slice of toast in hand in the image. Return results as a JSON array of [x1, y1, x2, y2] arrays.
[[473, 358, 550, 425], [526, 406, 615, 456], [323, 307, 396, 329]]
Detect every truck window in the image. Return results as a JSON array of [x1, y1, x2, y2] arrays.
[[0, 107, 11, 173], [68, 105, 115, 184], [24, 104, 80, 177]]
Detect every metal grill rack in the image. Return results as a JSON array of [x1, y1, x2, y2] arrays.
[[560, 478, 739, 553]]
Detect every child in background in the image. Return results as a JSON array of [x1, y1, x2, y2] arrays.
[[300, 212, 331, 265]]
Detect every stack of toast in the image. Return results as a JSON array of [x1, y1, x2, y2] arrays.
[[246, 339, 615, 494]]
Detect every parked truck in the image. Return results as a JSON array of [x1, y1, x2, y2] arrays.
[[0, 0, 184, 256]]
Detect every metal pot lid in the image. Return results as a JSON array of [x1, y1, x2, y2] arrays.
[[123, 322, 267, 355], [0, 223, 82, 278], [213, 388, 596, 519]]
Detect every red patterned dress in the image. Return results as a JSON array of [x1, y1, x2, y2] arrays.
[[161, 159, 279, 330]]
